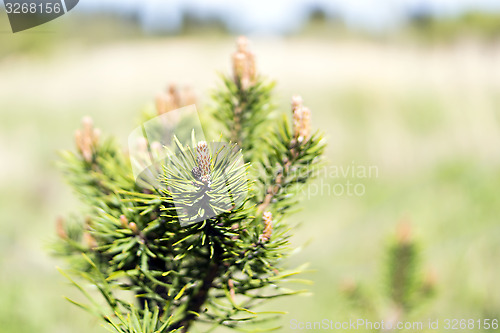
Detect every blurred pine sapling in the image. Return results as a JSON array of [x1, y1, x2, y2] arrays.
[[340, 222, 436, 328], [53, 37, 325, 333]]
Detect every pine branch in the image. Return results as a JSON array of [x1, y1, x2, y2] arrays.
[[52, 36, 326, 333], [170, 223, 224, 332], [255, 107, 325, 217]]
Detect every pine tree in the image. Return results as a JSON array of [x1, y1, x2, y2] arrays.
[[53, 37, 325, 333]]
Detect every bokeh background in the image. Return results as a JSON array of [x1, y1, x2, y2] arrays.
[[1, 1, 500, 332]]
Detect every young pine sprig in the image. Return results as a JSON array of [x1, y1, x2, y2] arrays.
[[386, 222, 436, 313], [340, 222, 437, 327], [254, 96, 326, 217], [211, 36, 276, 163]]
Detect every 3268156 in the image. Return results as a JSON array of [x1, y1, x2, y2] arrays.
[[444, 319, 498, 330], [5, 2, 62, 14]]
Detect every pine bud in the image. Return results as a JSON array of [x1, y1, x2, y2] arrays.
[[259, 211, 273, 243], [120, 215, 129, 229], [93, 128, 101, 143], [155, 84, 181, 115], [196, 141, 211, 180], [191, 166, 202, 180], [291, 96, 312, 141], [75, 116, 100, 163], [156, 84, 197, 114], [396, 221, 412, 245], [232, 52, 247, 83], [82, 116, 93, 135], [201, 174, 211, 183], [168, 84, 180, 110], [228, 278, 236, 302], [129, 222, 139, 234], [155, 92, 174, 115], [291, 95, 303, 110], [232, 36, 257, 89], [292, 104, 303, 139], [181, 85, 197, 106], [236, 35, 248, 53], [56, 216, 67, 239], [84, 232, 97, 249], [299, 107, 311, 139]]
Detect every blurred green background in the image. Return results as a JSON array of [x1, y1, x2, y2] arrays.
[[1, 4, 500, 333]]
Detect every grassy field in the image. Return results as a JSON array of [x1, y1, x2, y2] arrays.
[[1, 25, 500, 332]]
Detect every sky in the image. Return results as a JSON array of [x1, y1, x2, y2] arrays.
[[74, 0, 500, 33]]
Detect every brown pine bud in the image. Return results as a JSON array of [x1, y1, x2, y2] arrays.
[[232, 52, 247, 83], [56, 216, 67, 239], [129, 222, 139, 234], [196, 141, 211, 180], [120, 215, 129, 229], [84, 232, 97, 249], [292, 105, 304, 139], [181, 85, 197, 106], [291, 95, 303, 110], [155, 92, 173, 115], [396, 221, 412, 245], [200, 174, 211, 184], [236, 36, 248, 53], [299, 107, 311, 139], [157, 84, 196, 114], [92, 128, 101, 146], [191, 166, 202, 180], [232, 36, 257, 89], [259, 211, 273, 243], [291, 96, 312, 141], [82, 116, 93, 137], [168, 84, 180, 110], [228, 278, 236, 302], [246, 52, 256, 82], [75, 116, 100, 163]]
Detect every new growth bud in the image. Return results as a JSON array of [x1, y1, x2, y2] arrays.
[[228, 279, 236, 302], [291, 95, 303, 109], [84, 217, 97, 249], [300, 107, 311, 139], [129, 222, 139, 234], [120, 215, 129, 229], [120, 215, 139, 234], [259, 211, 273, 243], [155, 84, 197, 115], [339, 278, 358, 295], [84, 232, 97, 249], [396, 221, 412, 245], [232, 36, 256, 89], [56, 216, 67, 239], [291, 96, 311, 142], [75, 116, 100, 163], [196, 141, 211, 182]]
